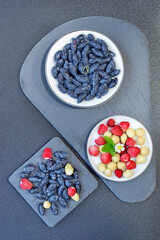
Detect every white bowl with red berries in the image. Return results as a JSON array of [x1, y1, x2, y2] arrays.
[[87, 116, 153, 182]]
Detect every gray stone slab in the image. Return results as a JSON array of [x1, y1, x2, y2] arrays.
[[9, 137, 98, 227], [20, 16, 156, 203]]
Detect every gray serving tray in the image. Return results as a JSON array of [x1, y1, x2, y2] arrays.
[[20, 16, 156, 202], [9, 137, 98, 227]]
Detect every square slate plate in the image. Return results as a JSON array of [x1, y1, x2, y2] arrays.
[[9, 137, 98, 227]]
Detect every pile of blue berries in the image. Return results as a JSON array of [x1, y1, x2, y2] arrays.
[[52, 33, 120, 103], [19, 149, 81, 216]]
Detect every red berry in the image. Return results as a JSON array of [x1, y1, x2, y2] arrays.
[[115, 169, 123, 178], [119, 121, 130, 132], [68, 187, 76, 197], [98, 124, 108, 135], [107, 118, 115, 127], [111, 125, 123, 136], [120, 153, 130, 162], [100, 153, 112, 164], [126, 160, 136, 170], [127, 147, 140, 157], [42, 148, 52, 160], [20, 178, 32, 190], [126, 138, 136, 147], [95, 136, 106, 145], [89, 145, 99, 157]]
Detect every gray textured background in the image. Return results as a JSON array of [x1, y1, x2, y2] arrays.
[[1, 1, 160, 240]]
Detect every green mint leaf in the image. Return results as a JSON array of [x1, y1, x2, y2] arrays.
[[102, 142, 116, 156], [103, 136, 114, 145], [110, 146, 116, 156], [102, 143, 111, 152]]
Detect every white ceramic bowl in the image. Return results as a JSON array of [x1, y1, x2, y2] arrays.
[[87, 116, 153, 182], [45, 30, 124, 108]]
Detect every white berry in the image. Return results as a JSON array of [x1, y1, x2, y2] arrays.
[[136, 128, 145, 137], [112, 154, 120, 163], [103, 131, 112, 138], [123, 169, 133, 178], [43, 201, 51, 209], [99, 145, 105, 154], [97, 163, 106, 172], [136, 155, 146, 164], [121, 133, 127, 144], [71, 193, 79, 202], [107, 162, 117, 171], [65, 163, 74, 175], [140, 146, 149, 156], [137, 136, 145, 145], [117, 162, 126, 169], [104, 169, 112, 177], [126, 128, 136, 138], [111, 135, 120, 144]]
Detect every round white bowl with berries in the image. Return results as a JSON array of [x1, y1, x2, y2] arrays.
[[87, 115, 153, 182], [45, 30, 124, 108]]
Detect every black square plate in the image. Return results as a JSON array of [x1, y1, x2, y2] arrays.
[[9, 137, 98, 227]]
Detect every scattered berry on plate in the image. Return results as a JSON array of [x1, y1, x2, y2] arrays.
[[126, 128, 136, 138], [42, 148, 52, 160], [127, 147, 140, 157], [117, 162, 126, 170], [120, 133, 127, 144], [126, 160, 136, 170], [126, 138, 136, 147], [65, 163, 74, 175], [100, 153, 112, 164], [38, 203, 45, 216], [89, 145, 99, 156], [119, 121, 130, 132], [97, 163, 106, 172], [104, 169, 112, 177], [20, 178, 32, 190], [111, 135, 120, 144], [71, 193, 80, 202], [95, 136, 106, 145], [136, 128, 145, 137], [123, 169, 133, 178], [120, 153, 130, 163], [112, 153, 120, 163], [140, 146, 149, 156], [98, 124, 108, 135], [107, 118, 115, 127], [111, 125, 123, 136], [137, 136, 145, 145], [107, 162, 117, 171], [99, 145, 106, 154], [103, 131, 112, 138], [115, 169, 123, 178], [43, 201, 51, 209], [136, 155, 146, 164], [68, 187, 76, 197]]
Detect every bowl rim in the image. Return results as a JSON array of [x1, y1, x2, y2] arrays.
[[86, 115, 153, 182], [45, 30, 124, 108]]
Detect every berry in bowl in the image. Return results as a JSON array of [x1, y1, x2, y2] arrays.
[[87, 116, 153, 182], [45, 30, 124, 108]]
